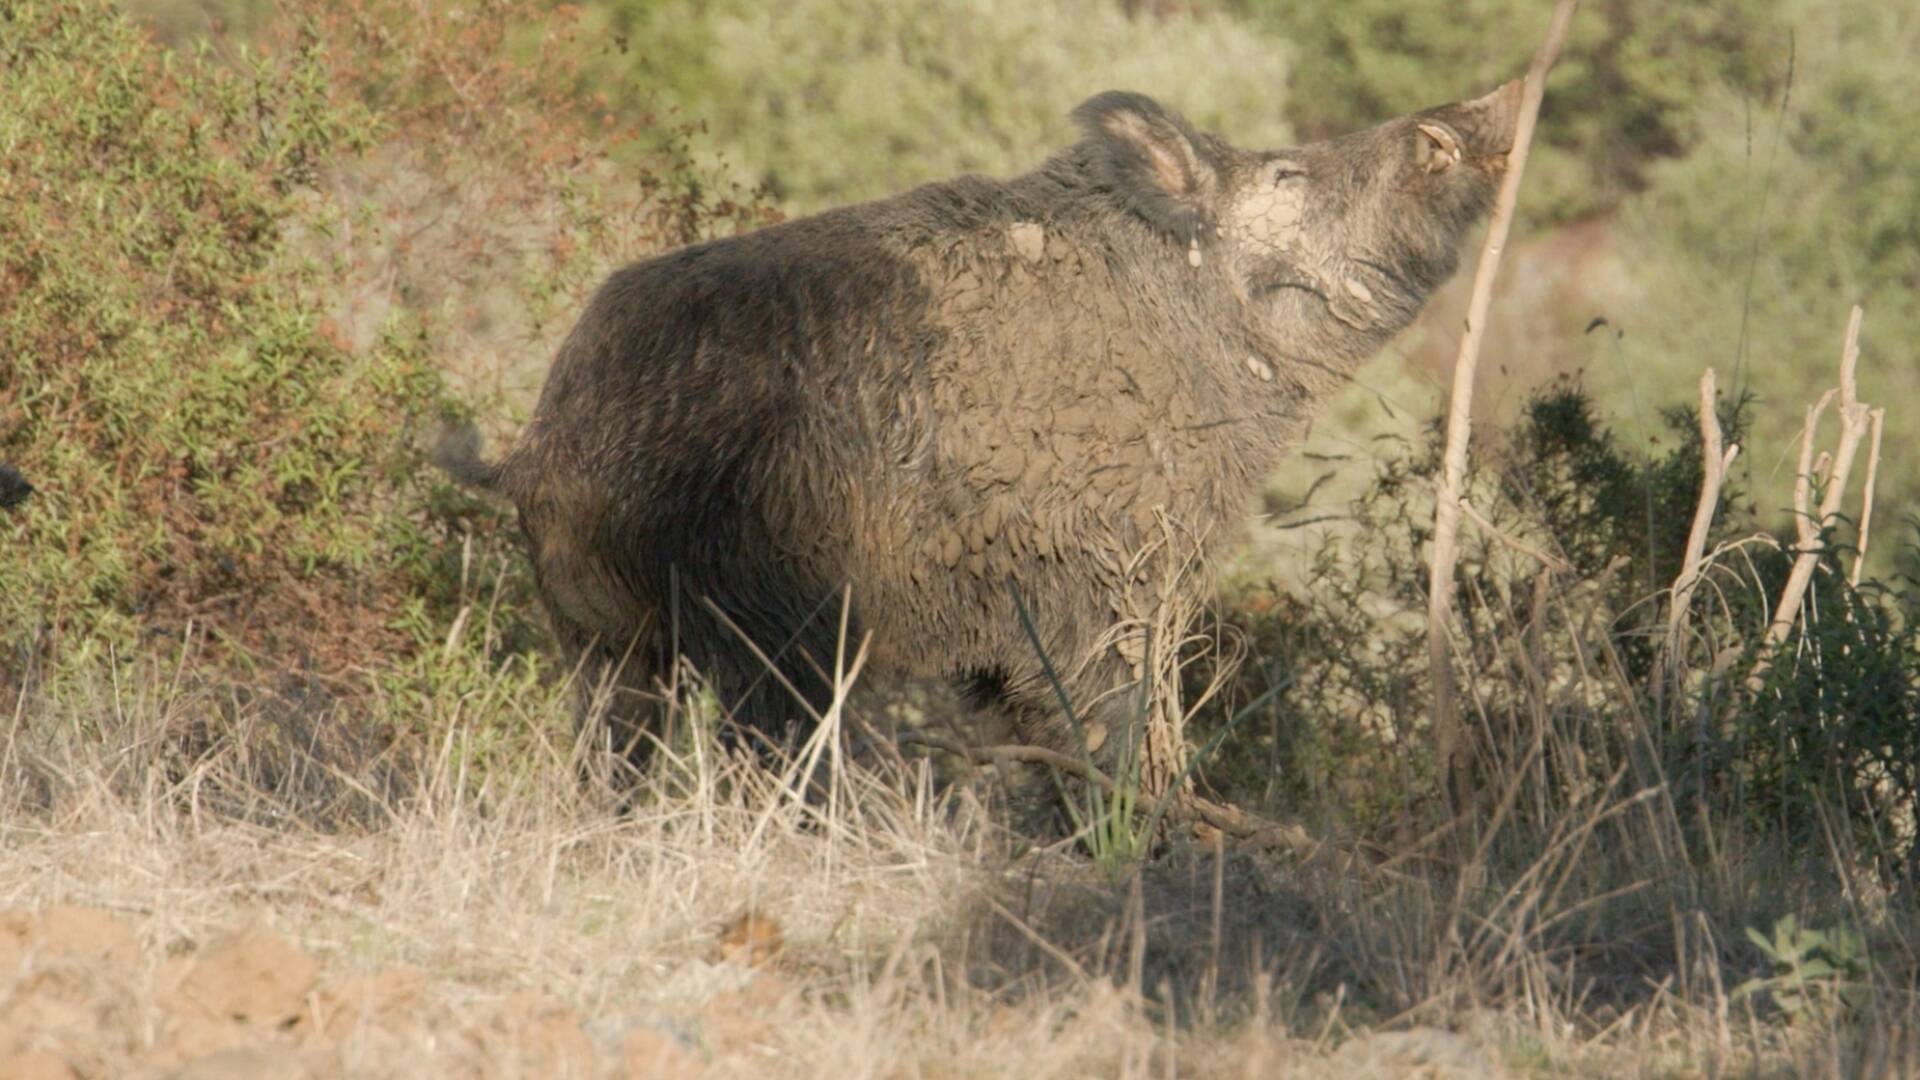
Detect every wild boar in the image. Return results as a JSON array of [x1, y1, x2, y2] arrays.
[[439, 84, 1522, 769]]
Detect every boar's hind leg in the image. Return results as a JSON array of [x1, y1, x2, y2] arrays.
[[673, 574, 849, 758], [549, 609, 670, 784]]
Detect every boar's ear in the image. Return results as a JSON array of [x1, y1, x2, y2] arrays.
[[1073, 91, 1217, 247]]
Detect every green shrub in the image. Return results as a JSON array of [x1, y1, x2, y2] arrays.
[[0, 0, 441, 673], [1197, 380, 1746, 823], [577, 0, 1296, 212], [1737, 565, 1920, 887], [0, 0, 770, 707], [1201, 379, 1915, 887]]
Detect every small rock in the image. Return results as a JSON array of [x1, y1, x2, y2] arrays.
[[714, 912, 784, 968]]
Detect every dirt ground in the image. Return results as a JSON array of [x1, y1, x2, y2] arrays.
[[0, 903, 776, 1078], [0, 900, 1521, 1080]]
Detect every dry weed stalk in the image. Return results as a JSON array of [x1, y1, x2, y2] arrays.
[[1851, 405, 1886, 588], [1427, 0, 1579, 811], [1460, 497, 1573, 573], [1663, 367, 1740, 676], [1105, 513, 1218, 807], [1071, 511, 1243, 815], [1749, 305, 1875, 691]]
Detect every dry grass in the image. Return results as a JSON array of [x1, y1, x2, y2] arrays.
[[3, 636, 1915, 1078]]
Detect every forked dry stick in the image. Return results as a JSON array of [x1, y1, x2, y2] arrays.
[[1427, 0, 1579, 811], [1749, 305, 1871, 691], [1664, 367, 1740, 673]]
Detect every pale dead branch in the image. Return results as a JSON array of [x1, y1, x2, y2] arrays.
[[1460, 497, 1574, 573], [1663, 367, 1739, 673], [1749, 305, 1872, 690], [1852, 406, 1886, 587]]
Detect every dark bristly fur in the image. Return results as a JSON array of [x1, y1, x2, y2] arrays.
[[0, 465, 31, 510], [437, 84, 1523, 771]]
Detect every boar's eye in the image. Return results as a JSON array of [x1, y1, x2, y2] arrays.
[[1415, 122, 1463, 173], [1268, 162, 1306, 186]]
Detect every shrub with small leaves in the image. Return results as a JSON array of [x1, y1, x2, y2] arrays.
[[0, 0, 444, 676], [0, 0, 773, 717]]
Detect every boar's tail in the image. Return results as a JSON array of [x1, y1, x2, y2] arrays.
[[430, 422, 507, 494], [0, 463, 32, 510]]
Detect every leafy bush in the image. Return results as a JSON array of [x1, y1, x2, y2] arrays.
[[0, 0, 771, 705], [576, 0, 1296, 211], [1736, 914, 1873, 1022], [0, 0, 440, 674]]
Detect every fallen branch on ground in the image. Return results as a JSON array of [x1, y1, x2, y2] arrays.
[[893, 730, 1115, 790]]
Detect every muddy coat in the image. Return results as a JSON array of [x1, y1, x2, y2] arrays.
[[446, 85, 1523, 762]]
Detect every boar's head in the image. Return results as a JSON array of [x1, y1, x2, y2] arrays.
[[1075, 81, 1522, 362]]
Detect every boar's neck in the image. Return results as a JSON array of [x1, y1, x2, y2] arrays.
[[894, 167, 1355, 559]]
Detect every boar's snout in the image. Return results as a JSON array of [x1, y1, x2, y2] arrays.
[[1455, 80, 1524, 159]]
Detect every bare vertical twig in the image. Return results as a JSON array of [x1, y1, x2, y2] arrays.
[[1750, 305, 1871, 690], [1428, 0, 1580, 812], [1664, 368, 1739, 671], [1851, 406, 1886, 587], [1204, 827, 1224, 1016]]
